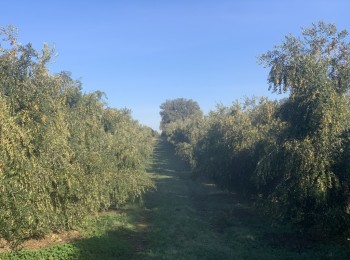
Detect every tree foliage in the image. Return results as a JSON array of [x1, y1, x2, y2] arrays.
[[257, 21, 350, 234], [159, 98, 202, 132], [162, 22, 350, 238], [0, 26, 154, 249]]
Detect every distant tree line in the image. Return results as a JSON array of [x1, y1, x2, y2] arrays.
[[160, 22, 350, 238], [0, 26, 154, 249]]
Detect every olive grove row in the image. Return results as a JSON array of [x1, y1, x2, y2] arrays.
[[161, 22, 350, 238], [0, 26, 154, 248]]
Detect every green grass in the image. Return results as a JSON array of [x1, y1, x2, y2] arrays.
[[139, 138, 350, 259], [1, 137, 350, 259], [0, 212, 136, 259]]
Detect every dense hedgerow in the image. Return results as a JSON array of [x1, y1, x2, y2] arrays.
[[0, 26, 154, 249], [161, 22, 350, 238]]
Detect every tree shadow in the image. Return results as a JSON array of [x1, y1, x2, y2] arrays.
[[71, 228, 135, 259], [71, 138, 182, 259], [70, 137, 350, 259]]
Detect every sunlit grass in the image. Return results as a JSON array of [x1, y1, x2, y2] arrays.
[[0, 211, 136, 259]]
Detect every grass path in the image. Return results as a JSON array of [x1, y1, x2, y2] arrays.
[[137, 138, 350, 259], [138, 138, 239, 259], [2, 138, 350, 259]]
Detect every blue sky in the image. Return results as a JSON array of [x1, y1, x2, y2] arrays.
[[2, 0, 350, 130]]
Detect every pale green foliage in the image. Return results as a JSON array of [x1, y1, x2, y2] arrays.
[[258, 22, 350, 234], [0, 26, 154, 249], [194, 98, 282, 193], [259, 21, 350, 97]]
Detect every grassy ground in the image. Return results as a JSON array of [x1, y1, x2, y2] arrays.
[[1, 138, 350, 259], [138, 138, 350, 259]]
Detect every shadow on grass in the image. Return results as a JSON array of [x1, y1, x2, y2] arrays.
[[142, 138, 350, 259], [149, 139, 189, 175], [70, 138, 184, 259], [1, 204, 151, 259], [6, 137, 350, 259], [70, 228, 135, 259], [66, 139, 180, 259]]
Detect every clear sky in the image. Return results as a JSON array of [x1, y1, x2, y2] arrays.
[[2, 0, 350, 130]]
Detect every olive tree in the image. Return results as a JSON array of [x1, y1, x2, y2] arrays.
[[0, 26, 154, 248], [258, 21, 350, 235]]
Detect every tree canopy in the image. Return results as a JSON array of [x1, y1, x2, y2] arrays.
[[257, 22, 350, 232], [0, 25, 154, 249], [161, 22, 350, 238], [159, 98, 202, 131]]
